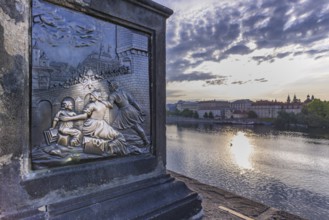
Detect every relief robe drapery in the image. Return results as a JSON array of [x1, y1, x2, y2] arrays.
[[109, 89, 144, 130], [82, 100, 128, 155]]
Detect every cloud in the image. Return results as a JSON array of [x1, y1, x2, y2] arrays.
[[251, 55, 275, 65], [165, 0, 329, 80], [167, 71, 217, 82], [231, 80, 251, 85], [191, 51, 210, 59], [277, 52, 291, 59], [166, 3, 243, 75], [166, 89, 186, 98], [242, 0, 329, 50], [204, 76, 229, 86], [224, 44, 253, 55], [254, 78, 268, 83]]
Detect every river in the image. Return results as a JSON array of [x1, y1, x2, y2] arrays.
[[166, 122, 329, 220]]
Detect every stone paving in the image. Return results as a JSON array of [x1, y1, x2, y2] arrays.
[[168, 170, 305, 220]]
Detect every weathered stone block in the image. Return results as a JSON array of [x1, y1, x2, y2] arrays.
[[0, 0, 202, 219]]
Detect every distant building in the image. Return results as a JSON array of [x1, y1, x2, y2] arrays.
[[32, 43, 54, 90], [232, 110, 248, 119], [49, 61, 74, 85], [231, 99, 253, 112], [166, 103, 177, 112], [176, 101, 198, 111], [282, 94, 309, 115], [77, 47, 120, 74], [224, 109, 233, 119], [251, 95, 310, 118], [282, 103, 303, 114], [292, 94, 301, 103], [251, 100, 284, 118], [303, 94, 314, 104], [173, 94, 314, 119], [198, 100, 230, 119], [32, 43, 119, 90]]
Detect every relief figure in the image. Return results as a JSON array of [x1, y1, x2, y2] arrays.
[[51, 98, 82, 147], [59, 90, 128, 155], [33, 89, 145, 170], [108, 81, 150, 145]]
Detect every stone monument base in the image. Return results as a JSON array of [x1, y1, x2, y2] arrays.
[[3, 174, 202, 220]]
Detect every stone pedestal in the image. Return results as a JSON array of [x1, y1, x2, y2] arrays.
[[0, 0, 202, 219], [4, 173, 201, 219]]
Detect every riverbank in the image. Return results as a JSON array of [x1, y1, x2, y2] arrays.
[[166, 115, 272, 126], [168, 170, 304, 220]]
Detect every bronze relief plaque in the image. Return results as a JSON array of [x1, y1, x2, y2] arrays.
[[31, 0, 151, 169]]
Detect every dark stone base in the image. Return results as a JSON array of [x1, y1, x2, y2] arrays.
[[3, 174, 202, 220]]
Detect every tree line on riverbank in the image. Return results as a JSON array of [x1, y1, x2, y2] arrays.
[[166, 108, 258, 120], [275, 99, 329, 129], [167, 109, 201, 118], [167, 99, 329, 129]]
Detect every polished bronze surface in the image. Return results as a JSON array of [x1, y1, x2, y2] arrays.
[[31, 0, 151, 169]]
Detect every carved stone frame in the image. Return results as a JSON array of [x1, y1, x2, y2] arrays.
[[23, 0, 168, 197]]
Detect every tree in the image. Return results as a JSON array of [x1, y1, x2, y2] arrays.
[[209, 111, 214, 119], [274, 111, 297, 128], [173, 108, 181, 116], [299, 99, 329, 128], [193, 111, 199, 119], [304, 99, 329, 118], [247, 110, 258, 118], [203, 112, 209, 118], [181, 109, 194, 117]]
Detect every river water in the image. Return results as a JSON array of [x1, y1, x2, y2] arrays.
[[166, 122, 329, 220]]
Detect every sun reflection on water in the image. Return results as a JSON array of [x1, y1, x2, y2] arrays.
[[230, 131, 254, 171]]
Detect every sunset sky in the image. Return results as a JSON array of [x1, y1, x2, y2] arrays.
[[153, 0, 329, 103]]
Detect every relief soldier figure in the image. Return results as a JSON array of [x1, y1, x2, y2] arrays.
[[108, 81, 150, 145]]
